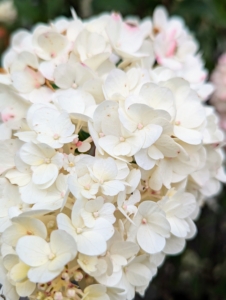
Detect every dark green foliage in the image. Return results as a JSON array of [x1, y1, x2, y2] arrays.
[[78, 129, 90, 141]]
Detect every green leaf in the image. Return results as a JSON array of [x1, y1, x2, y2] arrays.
[[78, 129, 90, 141]]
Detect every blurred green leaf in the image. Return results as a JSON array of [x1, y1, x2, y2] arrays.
[[92, 0, 134, 14]]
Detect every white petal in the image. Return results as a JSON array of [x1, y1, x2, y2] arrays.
[[126, 262, 151, 286], [114, 142, 131, 156], [20, 143, 46, 166], [10, 262, 29, 282], [16, 236, 49, 267], [167, 217, 189, 238], [28, 263, 60, 283], [93, 157, 118, 181], [48, 253, 72, 272], [126, 169, 141, 194], [174, 126, 202, 145], [16, 280, 36, 297], [92, 218, 114, 241], [142, 124, 163, 148], [50, 230, 77, 258], [0, 139, 22, 174], [137, 224, 166, 254], [57, 213, 77, 239], [81, 210, 95, 228], [6, 169, 31, 186], [135, 149, 155, 170], [101, 180, 125, 196], [111, 241, 139, 259], [20, 181, 47, 204], [32, 164, 58, 186], [77, 231, 107, 256], [163, 235, 185, 255]]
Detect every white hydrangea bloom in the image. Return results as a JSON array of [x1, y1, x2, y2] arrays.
[[127, 201, 170, 254], [57, 199, 114, 256], [16, 230, 77, 283], [0, 5, 225, 300], [19, 142, 63, 188]]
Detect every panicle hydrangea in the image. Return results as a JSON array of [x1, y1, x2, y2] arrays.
[[0, 6, 225, 300]]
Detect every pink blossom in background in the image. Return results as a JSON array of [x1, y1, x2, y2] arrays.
[[211, 53, 226, 131]]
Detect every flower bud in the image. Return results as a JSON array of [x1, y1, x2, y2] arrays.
[[66, 288, 76, 298], [74, 271, 83, 281], [54, 292, 63, 300]]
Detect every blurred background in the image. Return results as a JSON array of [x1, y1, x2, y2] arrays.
[[1, 0, 226, 299]]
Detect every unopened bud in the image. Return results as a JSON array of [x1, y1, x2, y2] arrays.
[[66, 288, 76, 298], [61, 271, 70, 281], [74, 270, 83, 281], [54, 292, 63, 300], [47, 220, 55, 229]]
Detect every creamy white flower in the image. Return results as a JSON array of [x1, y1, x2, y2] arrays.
[[2, 253, 36, 298], [81, 196, 116, 228], [0, 179, 29, 232], [63, 153, 80, 173], [73, 29, 111, 70], [151, 6, 198, 70], [94, 233, 139, 287], [33, 25, 70, 61], [19, 142, 63, 188], [106, 12, 151, 59], [2, 216, 47, 247], [157, 189, 196, 238], [32, 174, 69, 210], [31, 106, 77, 148], [103, 68, 147, 102], [10, 51, 45, 94], [68, 165, 99, 200], [127, 201, 170, 254], [77, 253, 98, 274], [116, 255, 152, 300], [117, 190, 141, 221], [89, 157, 127, 196], [0, 138, 22, 175], [162, 78, 206, 145], [54, 61, 94, 89], [0, 88, 28, 131], [83, 284, 126, 300], [57, 199, 114, 256], [53, 88, 96, 121], [0, 6, 225, 299], [118, 101, 170, 149], [16, 230, 77, 283], [90, 100, 144, 159]]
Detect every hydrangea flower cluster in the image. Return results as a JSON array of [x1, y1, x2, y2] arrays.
[[0, 6, 225, 300], [211, 53, 226, 132]]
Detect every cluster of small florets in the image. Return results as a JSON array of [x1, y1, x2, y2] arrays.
[[0, 6, 225, 300]]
